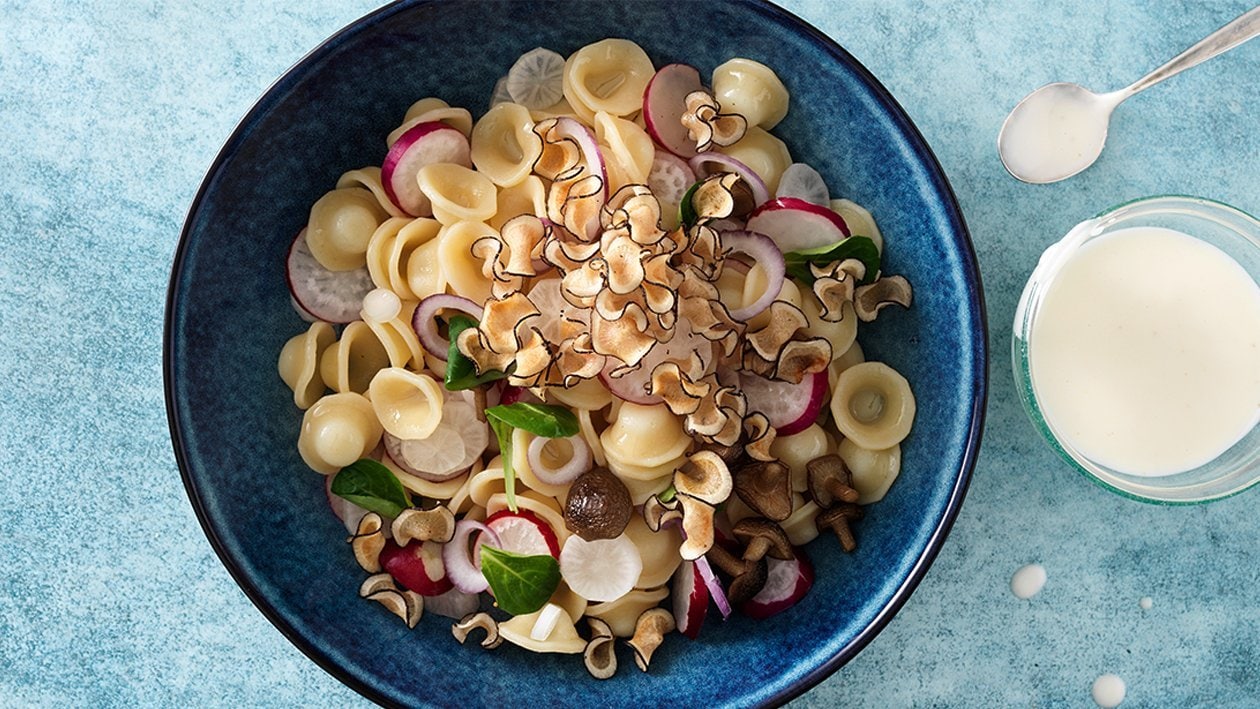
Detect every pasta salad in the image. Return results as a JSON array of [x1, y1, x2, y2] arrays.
[[277, 39, 915, 678]]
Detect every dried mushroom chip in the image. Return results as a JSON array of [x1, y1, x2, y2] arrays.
[[773, 338, 831, 384], [743, 412, 777, 462], [626, 608, 675, 672], [532, 117, 584, 182], [854, 275, 913, 322], [681, 91, 748, 153], [745, 300, 808, 362], [674, 450, 733, 505], [350, 512, 386, 573]]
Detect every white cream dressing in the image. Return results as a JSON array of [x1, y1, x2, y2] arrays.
[[1030, 226, 1260, 476], [1010, 563, 1047, 600], [999, 84, 1112, 182], [1092, 673, 1126, 708]]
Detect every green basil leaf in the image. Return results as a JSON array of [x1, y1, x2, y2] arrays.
[[488, 416, 518, 513], [485, 402, 579, 438], [479, 547, 561, 616], [657, 483, 677, 503], [330, 459, 410, 519], [678, 181, 701, 228], [444, 314, 510, 391], [783, 236, 881, 285]]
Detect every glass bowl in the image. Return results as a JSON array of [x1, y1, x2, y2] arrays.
[[1013, 195, 1260, 504]]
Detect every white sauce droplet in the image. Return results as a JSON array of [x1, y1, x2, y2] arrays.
[[1010, 563, 1047, 600], [362, 288, 401, 323], [1092, 673, 1126, 707], [1139, 596, 1153, 610]]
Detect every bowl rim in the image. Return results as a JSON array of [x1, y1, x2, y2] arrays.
[[163, 0, 988, 705]]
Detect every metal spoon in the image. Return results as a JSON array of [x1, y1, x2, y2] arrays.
[[998, 5, 1260, 184]]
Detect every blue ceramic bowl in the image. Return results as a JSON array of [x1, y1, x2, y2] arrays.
[[165, 1, 986, 705]]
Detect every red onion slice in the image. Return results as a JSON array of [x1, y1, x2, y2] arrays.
[[721, 230, 784, 321], [443, 519, 500, 593], [550, 117, 608, 198], [412, 294, 484, 360], [688, 152, 771, 207], [526, 434, 593, 486], [694, 554, 732, 619]]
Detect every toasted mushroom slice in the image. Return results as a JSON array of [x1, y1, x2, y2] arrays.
[[350, 512, 387, 573], [678, 495, 717, 560], [452, 611, 502, 649], [816, 503, 864, 552], [359, 573, 396, 597], [853, 275, 913, 322], [642, 494, 682, 532], [392, 506, 456, 546], [727, 557, 768, 605], [626, 608, 676, 672], [733, 460, 793, 522], [564, 468, 634, 540], [360, 577, 423, 628], [743, 413, 777, 462], [806, 454, 860, 508], [584, 630, 618, 679], [732, 518, 795, 562], [673, 450, 733, 506]]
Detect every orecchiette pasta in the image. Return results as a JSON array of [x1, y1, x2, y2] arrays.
[[388, 97, 474, 145], [498, 607, 586, 654], [306, 187, 390, 271], [829, 341, 866, 390], [320, 321, 390, 394], [769, 423, 835, 493], [365, 217, 441, 301], [336, 167, 408, 219], [711, 58, 790, 129], [547, 581, 589, 624], [437, 221, 498, 305], [471, 102, 543, 188], [363, 297, 425, 368], [278, 321, 335, 409], [405, 236, 447, 300], [622, 515, 683, 589], [584, 586, 669, 637], [721, 126, 792, 194], [367, 367, 445, 440], [830, 198, 884, 254], [416, 163, 498, 225], [837, 439, 902, 505], [802, 293, 858, 361], [594, 111, 654, 186], [562, 39, 655, 121], [545, 376, 612, 412], [576, 408, 607, 467], [780, 495, 822, 546], [831, 361, 916, 450], [489, 175, 547, 231], [298, 392, 383, 475]]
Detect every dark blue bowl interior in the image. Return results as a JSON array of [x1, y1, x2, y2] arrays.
[[166, 0, 985, 706]]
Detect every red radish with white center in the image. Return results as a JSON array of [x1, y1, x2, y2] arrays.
[[474, 509, 561, 559], [286, 230, 375, 324], [559, 534, 642, 602], [738, 551, 814, 619], [642, 63, 705, 158], [673, 559, 710, 639], [381, 121, 471, 217], [740, 370, 829, 436], [380, 539, 453, 597], [746, 197, 852, 253]]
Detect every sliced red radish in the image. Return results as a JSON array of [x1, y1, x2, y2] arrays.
[[720, 230, 784, 321], [738, 551, 814, 619], [746, 197, 851, 253], [286, 229, 374, 324], [443, 519, 499, 594], [548, 117, 608, 196], [642, 63, 705, 158], [689, 152, 771, 207], [648, 150, 696, 224], [475, 509, 561, 559], [380, 539, 453, 596], [498, 384, 541, 406], [412, 293, 484, 360], [693, 555, 731, 619], [775, 163, 830, 206], [290, 294, 318, 323], [673, 560, 710, 639], [383, 398, 488, 481], [740, 370, 828, 436], [423, 586, 482, 620], [324, 473, 371, 534], [381, 122, 470, 217], [559, 534, 642, 602]]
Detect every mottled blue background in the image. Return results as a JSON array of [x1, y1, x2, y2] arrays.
[[1, 0, 1256, 706]]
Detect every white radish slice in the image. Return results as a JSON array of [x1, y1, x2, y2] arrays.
[[381, 122, 471, 217], [530, 602, 566, 641], [693, 555, 731, 619], [412, 293, 484, 360], [673, 560, 709, 639], [747, 197, 852, 253], [489, 75, 513, 108], [423, 586, 482, 620], [475, 509, 561, 559], [286, 230, 374, 324], [527, 434, 593, 486], [559, 534, 642, 602], [739, 552, 814, 619], [506, 48, 566, 110], [740, 370, 828, 436], [642, 63, 705, 158], [443, 519, 499, 593], [720, 230, 784, 321], [647, 150, 695, 229], [776, 163, 830, 206], [383, 399, 488, 481], [689, 152, 771, 208]]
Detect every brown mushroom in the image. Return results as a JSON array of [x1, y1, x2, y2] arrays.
[[732, 518, 795, 562], [583, 617, 617, 680], [704, 541, 751, 577], [625, 608, 676, 672], [726, 557, 768, 605], [673, 450, 732, 506], [699, 437, 745, 466], [350, 512, 386, 573], [564, 468, 633, 540], [806, 454, 860, 508], [732, 460, 793, 522], [677, 495, 716, 560], [452, 611, 503, 649], [642, 494, 682, 533], [392, 506, 456, 546], [854, 275, 913, 322], [359, 575, 423, 628], [816, 503, 864, 552]]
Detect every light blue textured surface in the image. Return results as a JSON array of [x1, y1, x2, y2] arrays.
[[0, 1, 1255, 706]]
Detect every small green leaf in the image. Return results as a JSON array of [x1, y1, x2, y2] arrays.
[[444, 315, 510, 391], [657, 484, 677, 503], [485, 402, 579, 438], [330, 459, 410, 519], [489, 416, 517, 512], [679, 181, 701, 228], [783, 236, 881, 285], [479, 547, 561, 616]]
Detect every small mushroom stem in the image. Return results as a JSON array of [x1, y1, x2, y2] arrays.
[[816, 504, 864, 553], [827, 519, 857, 552], [705, 543, 749, 577], [742, 536, 773, 563], [826, 478, 860, 504]]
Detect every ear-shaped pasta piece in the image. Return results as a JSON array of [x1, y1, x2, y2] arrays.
[[306, 187, 390, 271], [512, 428, 573, 500], [298, 392, 383, 474], [367, 367, 445, 440], [830, 198, 884, 254], [711, 58, 790, 130], [562, 39, 655, 120], [830, 362, 915, 450], [616, 471, 674, 506], [437, 221, 497, 305], [770, 423, 835, 493], [547, 581, 588, 624], [365, 217, 441, 300], [498, 605, 587, 654], [594, 111, 654, 185], [600, 403, 692, 481], [577, 408, 607, 467], [720, 127, 792, 195], [388, 97, 474, 145], [546, 376, 612, 412], [463, 460, 507, 509], [422, 351, 448, 380], [489, 176, 547, 231], [278, 321, 336, 409], [364, 298, 425, 368], [337, 167, 409, 218], [802, 292, 857, 361], [828, 341, 866, 391], [471, 102, 543, 188], [486, 491, 570, 546], [416, 163, 497, 225], [715, 261, 749, 309], [838, 439, 902, 504], [381, 450, 469, 500], [584, 586, 669, 637], [528, 96, 580, 123], [622, 514, 683, 589], [743, 264, 802, 330], [320, 321, 390, 394], [405, 236, 447, 301]]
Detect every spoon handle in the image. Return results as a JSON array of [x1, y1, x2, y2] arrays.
[[1122, 5, 1260, 98]]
